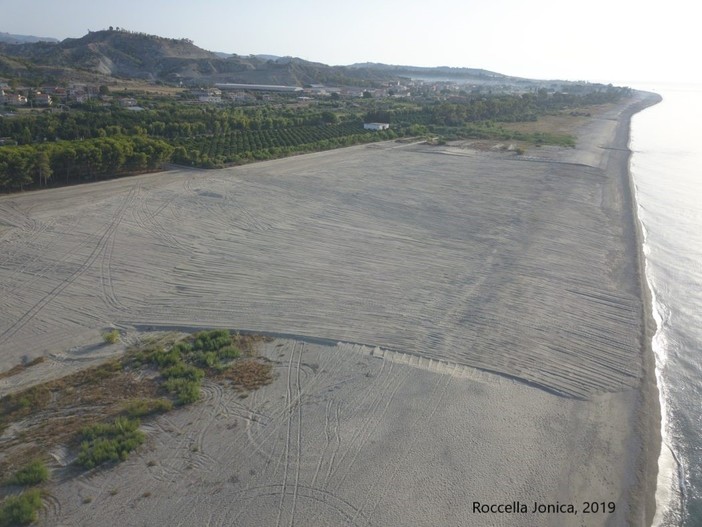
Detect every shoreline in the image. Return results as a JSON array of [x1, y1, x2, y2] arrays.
[[617, 91, 664, 526]]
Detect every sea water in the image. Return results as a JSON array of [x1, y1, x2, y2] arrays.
[[629, 82, 702, 526]]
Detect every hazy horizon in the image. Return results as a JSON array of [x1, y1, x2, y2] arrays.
[[2, 0, 700, 84]]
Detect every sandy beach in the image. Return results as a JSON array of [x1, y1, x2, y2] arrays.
[[0, 91, 660, 526]]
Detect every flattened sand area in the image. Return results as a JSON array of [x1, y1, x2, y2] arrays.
[[0, 94, 658, 526]]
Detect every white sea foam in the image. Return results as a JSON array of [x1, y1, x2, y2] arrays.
[[629, 83, 702, 526]]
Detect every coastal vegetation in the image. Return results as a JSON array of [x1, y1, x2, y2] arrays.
[[0, 461, 48, 526], [0, 489, 43, 527], [5, 460, 49, 486], [102, 329, 120, 344], [0, 84, 630, 193], [0, 330, 272, 476], [121, 397, 173, 418], [76, 417, 145, 469]]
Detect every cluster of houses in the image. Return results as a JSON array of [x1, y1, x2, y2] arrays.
[[0, 85, 52, 107], [0, 83, 93, 107], [180, 82, 413, 106], [0, 82, 149, 110], [1, 77, 549, 113], [183, 79, 531, 106]]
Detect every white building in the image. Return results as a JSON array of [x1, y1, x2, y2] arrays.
[[363, 122, 390, 131]]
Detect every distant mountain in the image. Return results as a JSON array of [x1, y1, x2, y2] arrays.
[[253, 54, 283, 62], [0, 30, 220, 81], [0, 32, 59, 44], [0, 29, 515, 87], [348, 62, 507, 81], [0, 30, 407, 86]]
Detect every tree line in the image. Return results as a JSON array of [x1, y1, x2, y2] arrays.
[[0, 103, 350, 144], [0, 136, 173, 191], [0, 85, 632, 192]]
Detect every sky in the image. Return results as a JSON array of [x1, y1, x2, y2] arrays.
[[2, 0, 700, 83]]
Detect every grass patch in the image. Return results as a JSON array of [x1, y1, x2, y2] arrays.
[[161, 363, 204, 382], [192, 329, 230, 351], [102, 329, 120, 344], [0, 359, 159, 475], [77, 417, 145, 469], [0, 329, 269, 477], [0, 489, 43, 526], [163, 378, 201, 405], [0, 384, 51, 420], [127, 330, 253, 405], [6, 460, 49, 486], [496, 106, 621, 147], [121, 398, 173, 418], [431, 123, 576, 148]]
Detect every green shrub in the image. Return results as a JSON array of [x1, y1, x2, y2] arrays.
[[0, 489, 43, 526], [193, 351, 218, 368], [217, 345, 241, 361], [122, 398, 173, 418], [102, 330, 120, 344], [162, 378, 201, 405], [152, 348, 183, 368], [7, 460, 49, 486], [191, 341, 240, 368], [161, 363, 204, 382], [126, 345, 159, 367], [171, 341, 193, 355], [192, 330, 231, 352], [77, 417, 145, 469]]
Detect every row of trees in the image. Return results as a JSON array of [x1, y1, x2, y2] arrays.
[[176, 122, 375, 165], [0, 103, 352, 145], [0, 136, 173, 191], [173, 126, 397, 167]]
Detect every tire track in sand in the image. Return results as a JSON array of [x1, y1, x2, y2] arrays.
[[0, 216, 55, 271], [275, 342, 303, 527], [355, 364, 455, 523], [130, 191, 192, 253], [36, 492, 62, 526], [230, 484, 370, 527], [325, 361, 410, 488], [0, 187, 138, 341]]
